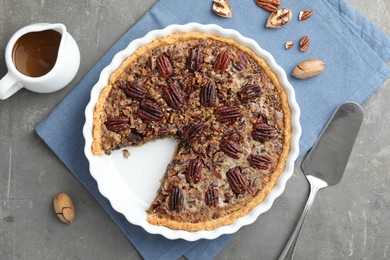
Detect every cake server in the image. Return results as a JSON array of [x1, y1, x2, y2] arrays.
[[279, 101, 364, 260]]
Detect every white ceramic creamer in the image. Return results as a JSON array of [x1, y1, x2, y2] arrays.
[[0, 23, 80, 100]]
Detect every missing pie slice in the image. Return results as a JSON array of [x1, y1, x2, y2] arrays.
[[92, 32, 291, 231]]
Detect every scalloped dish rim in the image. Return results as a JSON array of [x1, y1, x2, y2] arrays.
[[83, 23, 301, 241]]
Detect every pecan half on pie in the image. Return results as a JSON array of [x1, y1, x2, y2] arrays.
[[92, 32, 291, 231]]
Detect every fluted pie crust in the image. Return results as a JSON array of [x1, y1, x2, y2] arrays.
[[92, 32, 291, 231]]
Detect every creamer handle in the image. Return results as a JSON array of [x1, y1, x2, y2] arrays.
[[0, 73, 23, 100]]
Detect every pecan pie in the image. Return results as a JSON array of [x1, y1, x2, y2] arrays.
[[92, 32, 291, 231]]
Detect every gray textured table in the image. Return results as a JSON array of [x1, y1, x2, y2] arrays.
[[0, 1, 389, 259]]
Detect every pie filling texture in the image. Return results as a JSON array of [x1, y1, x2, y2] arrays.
[[92, 32, 291, 231]]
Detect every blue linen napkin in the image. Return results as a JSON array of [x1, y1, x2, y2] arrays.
[[36, 0, 390, 259]]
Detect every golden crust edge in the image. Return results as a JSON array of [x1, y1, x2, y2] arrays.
[[92, 84, 111, 155], [91, 31, 292, 231]]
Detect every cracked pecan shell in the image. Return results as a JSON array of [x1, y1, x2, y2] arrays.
[[169, 186, 184, 212], [212, 0, 232, 18], [186, 158, 202, 184], [138, 100, 164, 121], [162, 82, 184, 110], [205, 187, 219, 207], [182, 122, 205, 143], [53, 192, 75, 224], [252, 123, 278, 142], [220, 139, 243, 159], [226, 167, 248, 194], [157, 53, 173, 78], [106, 116, 130, 132], [266, 8, 293, 28], [200, 82, 217, 107]]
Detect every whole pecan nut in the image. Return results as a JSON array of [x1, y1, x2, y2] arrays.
[[247, 154, 272, 169], [162, 82, 184, 110], [226, 167, 248, 194], [106, 116, 130, 132], [53, 192, 75, 224], [186, 158, 202, 184], [205, 187, 219, 207], [215, 106, 241, 123], [220, 139, 243, 159], [252, 123, 278, 142], [187, 47, 203, 72], [292, 59, 325, 79], [200, 82, 217, 107], [255, 0, 280, 12], [214, 49, 230, 72], [239, 83, 261, 103], [299, 36, 310, 52], [156, 53, 173, 78], [138, 100, 163, 121], [123, 81, 147, 101], [168, 186, 184, 212], [182, 122, 205, 143]]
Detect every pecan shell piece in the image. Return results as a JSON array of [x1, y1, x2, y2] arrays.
[[239, 84, 261, 103], [156, 53, 173, 78], [186, 158, 203, 185], [252, 123, 278, 142], [138, 100, 164, 121], [299, 10, 314, 21], [215, 106, 241, 123], [205, 187, 219, 207], [123, 82, 147, 101], [220, 139, 243, 159], [284, 41, 294, 50], [162, 82, 184, 110], [266, 8, 293, 28], [106, 116, 130, 132], [168, 186, 184, 212], [247, 154, 272, 169], [187, 47, 203, 72], [200, 82, 217, 107], [182, 122, 205, 143], [212, 0, 232, 18], [226, 167, 248, 194], [214, 49, 230, 72]]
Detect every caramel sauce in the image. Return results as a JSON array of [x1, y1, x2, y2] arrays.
[[12, 29, 61, 77]]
